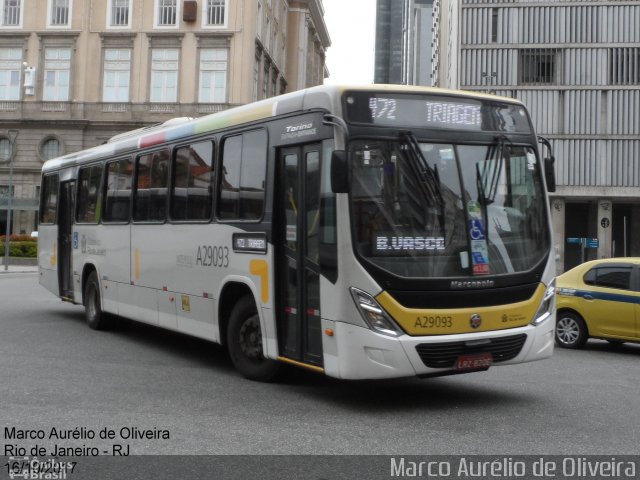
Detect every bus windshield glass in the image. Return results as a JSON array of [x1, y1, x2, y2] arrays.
[[349, 139, 550, 278]]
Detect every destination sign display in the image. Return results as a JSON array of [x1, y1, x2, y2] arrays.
[[344, 92, 533, 134]]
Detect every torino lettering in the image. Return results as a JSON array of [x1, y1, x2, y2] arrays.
[[285, 123, 313, 133]]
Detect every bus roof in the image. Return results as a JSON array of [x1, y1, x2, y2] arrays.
[[42, 84, 524, 173]]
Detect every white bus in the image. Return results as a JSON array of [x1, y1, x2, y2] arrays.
[[38, 85, 557, 381]]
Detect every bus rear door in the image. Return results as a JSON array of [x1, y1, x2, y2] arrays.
[[57, 180, 75, 299]]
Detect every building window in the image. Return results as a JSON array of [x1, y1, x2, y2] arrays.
[[256, 2, 262, 38], [103, 48, 131, 102], [156, 0, 177, 27], [49, 0, 70, 26], [109, 0, 130, 27], [265, 17, 271, 51], [252, 54, 260, 101], [491, 8, 498, 43], [43, 48, 71, 101], [40, 138, 61, 160], [0, 48, 21, 100], [0, 185, 14, 200], [1, 0, 21, 26], [150, 48, 179, 103], [205, 0, 225, 26], [610, 48, 640, 85], [262, 64, 269, 99], [0, 137, 10, 161], [519, 49, 558, 85], [199, 48, 227, 103]]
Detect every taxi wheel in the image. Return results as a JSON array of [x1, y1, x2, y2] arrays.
[[555, 312, 588, 349]]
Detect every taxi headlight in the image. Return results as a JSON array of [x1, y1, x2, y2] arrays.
[[531, 279, 556, 326], [350, 287, 401, 337]]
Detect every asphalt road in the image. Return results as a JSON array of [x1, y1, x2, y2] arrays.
[[1, 273, 639, 458]]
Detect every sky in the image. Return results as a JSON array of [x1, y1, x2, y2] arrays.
[[322, 0, 376, 85]]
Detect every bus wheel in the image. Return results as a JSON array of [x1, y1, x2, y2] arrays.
[[84, 271, 110, 330], [555, 312, 587, 349], [227, 295, 280, 382]]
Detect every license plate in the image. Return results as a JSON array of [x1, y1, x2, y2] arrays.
[[455, 353, 493, 371]]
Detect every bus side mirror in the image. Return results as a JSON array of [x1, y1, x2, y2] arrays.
[[331, 150, 349, 193], [544, 156, 556, 193]]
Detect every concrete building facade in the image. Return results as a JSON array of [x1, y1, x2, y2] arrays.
[[377, 0, 640, 273], [0, 0, 329, 236], [374, 0, 435, 86], [445, 0, 640, 273]]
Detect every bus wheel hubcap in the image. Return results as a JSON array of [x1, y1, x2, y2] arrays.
[[239, 315, 263, 360]]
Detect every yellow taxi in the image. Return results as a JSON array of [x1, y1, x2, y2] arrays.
[[555, 258, 640, 348]]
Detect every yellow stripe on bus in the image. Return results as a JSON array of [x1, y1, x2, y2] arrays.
[[250, 259, 269, 304], [376, 284, 545, 336], [277, 356, 325, 373], [135, 248, 140, 281]]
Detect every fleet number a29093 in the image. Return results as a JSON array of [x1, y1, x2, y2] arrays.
[[196, 245, 229, 268]]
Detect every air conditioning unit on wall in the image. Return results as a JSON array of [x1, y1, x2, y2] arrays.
[[183, 0, 197, 22]]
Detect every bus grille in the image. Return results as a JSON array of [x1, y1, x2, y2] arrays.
[[415, 334, 527, 369]]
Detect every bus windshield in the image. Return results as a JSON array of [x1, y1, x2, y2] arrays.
[[349, 139, 550, 278]]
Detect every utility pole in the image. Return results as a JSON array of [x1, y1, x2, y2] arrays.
[[3, 130, 18, 271]]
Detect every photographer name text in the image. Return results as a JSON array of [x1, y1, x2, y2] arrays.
[[4, 426, 170, 457]]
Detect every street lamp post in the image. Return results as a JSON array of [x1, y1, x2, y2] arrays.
[[3, 129, 18, 271]]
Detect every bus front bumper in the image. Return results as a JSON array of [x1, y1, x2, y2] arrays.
[[320, 317, 555, 380]]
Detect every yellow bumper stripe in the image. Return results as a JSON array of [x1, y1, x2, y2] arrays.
[[376, 284, 545, 336]]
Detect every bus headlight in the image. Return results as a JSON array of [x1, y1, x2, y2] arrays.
[[531, 279, 556, 326], [350, 287, 401, 337]]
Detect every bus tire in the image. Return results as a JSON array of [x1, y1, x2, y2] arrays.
[[227, 295, 280, 382], [84, 271, 111, 330], [555, 311, 588, 349]]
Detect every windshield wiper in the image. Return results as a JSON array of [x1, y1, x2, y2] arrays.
[[477, 135, 509, 206], [399, 131, 444, 224]]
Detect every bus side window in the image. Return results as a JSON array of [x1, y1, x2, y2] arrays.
[[218, 130, 267, 221], [76, 164, 103, 224], [134, 150, 169, 222], [39, 174, 59, 225], [171, 141, 213, 221], [103, 158, 132, 223]]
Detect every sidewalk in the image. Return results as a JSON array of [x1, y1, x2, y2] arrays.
[[0, 265, 39, 274]]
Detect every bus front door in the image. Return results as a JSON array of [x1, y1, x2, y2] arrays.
[[277, 145, 324, 367], [57, 180, 75, 299]]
